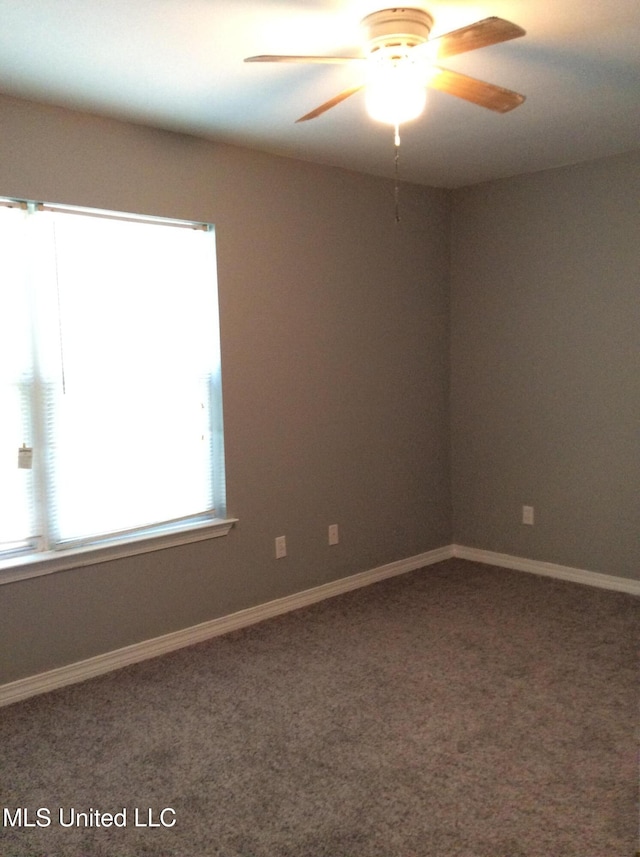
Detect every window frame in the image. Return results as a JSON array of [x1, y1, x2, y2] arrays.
[[0, 516, 236, 584], [0, 198, 236, 585]]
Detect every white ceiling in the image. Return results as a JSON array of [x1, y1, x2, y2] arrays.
[[0, 0, 638, 187]]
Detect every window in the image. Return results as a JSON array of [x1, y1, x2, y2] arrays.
[[0, 199, 232, 581]]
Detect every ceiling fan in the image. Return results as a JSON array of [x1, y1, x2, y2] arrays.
[[244, 8, 526, 128]]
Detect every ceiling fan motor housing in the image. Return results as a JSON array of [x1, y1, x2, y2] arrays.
[[362, 8, 434, 56]]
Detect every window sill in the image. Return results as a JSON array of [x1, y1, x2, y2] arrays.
[[0, 517, 238, 585]]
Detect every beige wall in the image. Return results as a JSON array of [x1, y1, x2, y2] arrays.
[[1, 94, 637, 687], [450, 151, 639, 578], [0, 96, 452, 683]]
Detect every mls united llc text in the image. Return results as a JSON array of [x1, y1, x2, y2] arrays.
[[3, 807, 176, 829]]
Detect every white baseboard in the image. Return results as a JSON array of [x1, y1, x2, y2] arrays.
[[2, 543, 637, 708], [0, 545, 453, 709], [452, 544, 640, 596]]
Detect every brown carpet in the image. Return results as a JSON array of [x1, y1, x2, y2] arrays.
[[1, 559, 638, 856]]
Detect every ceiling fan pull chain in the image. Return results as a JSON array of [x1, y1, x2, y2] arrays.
[[394, 123, 401, 223]]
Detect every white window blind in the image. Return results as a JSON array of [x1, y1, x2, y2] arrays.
[[0, 200, 227, 563]]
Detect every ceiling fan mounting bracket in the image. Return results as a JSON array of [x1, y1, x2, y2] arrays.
[[361, 8, 434, 55]]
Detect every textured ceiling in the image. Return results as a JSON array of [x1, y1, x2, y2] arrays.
[[0, 0, 638, 187]]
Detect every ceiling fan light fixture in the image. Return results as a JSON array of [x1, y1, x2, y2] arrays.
[[362, 8, 431, 127], [365, 59, 426, 126]]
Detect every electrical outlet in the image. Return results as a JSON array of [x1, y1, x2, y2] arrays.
[[522, 505, 534, 525], [275, 535, 287, 558], [328, 524, 339, 546]]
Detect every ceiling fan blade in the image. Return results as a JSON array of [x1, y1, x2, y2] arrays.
[[429, 17, 525, 59], [245, 55, 362, 64], [430, 67, 525, 112], [295, 85, 365, 122]]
